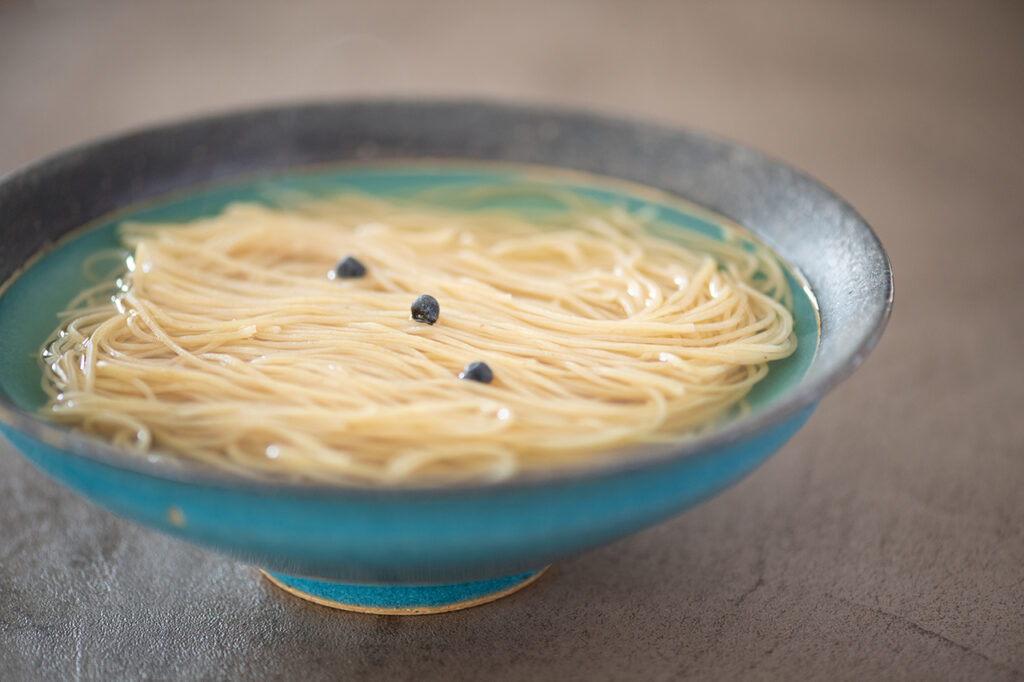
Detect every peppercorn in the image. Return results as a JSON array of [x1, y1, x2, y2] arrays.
[[331, 255, 366, 279], [411, 294, 439, 324], [459, 361, 493, 383]]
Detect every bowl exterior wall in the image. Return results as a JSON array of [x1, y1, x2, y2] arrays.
[[2, 405, 813, 584]]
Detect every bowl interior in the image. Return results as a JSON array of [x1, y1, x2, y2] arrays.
[[0, 162, 818, 436]]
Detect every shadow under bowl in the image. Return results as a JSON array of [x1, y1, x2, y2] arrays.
[[0, 100, 891, 613]]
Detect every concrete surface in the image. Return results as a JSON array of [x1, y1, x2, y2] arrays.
[[1, 0, 1022, 679]]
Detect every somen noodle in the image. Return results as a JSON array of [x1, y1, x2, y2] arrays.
[[39, 186, 797, 485]]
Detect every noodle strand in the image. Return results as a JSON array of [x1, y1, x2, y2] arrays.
[[39, 189, 797, 485]]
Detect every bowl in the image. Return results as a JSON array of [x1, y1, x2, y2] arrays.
[[0, 100, 892, 614]]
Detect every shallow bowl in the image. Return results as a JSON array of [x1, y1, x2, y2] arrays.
[[0, 100, 892, 613]]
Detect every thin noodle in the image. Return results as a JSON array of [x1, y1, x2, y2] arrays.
[[39, 187, 797, 485]]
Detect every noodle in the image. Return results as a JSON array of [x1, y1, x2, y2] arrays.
[[38, 186, 797, 485]]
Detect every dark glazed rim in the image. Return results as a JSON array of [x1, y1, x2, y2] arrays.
[[0, 98, 893, 495]]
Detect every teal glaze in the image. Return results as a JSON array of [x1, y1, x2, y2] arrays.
[[0, 163, 821, 587], [0, 407, 812, 582], [0, 405, 812, 583]]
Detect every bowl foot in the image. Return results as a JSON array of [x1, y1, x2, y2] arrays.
[[260, 567, 548, 615]]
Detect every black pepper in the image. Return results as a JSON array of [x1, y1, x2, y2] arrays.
[[410, 294, 440, 324], [459, 361, 493, 383], [332, 255, 366, 279]]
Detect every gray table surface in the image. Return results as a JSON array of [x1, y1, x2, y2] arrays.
[[1, 1, 1022, 680]]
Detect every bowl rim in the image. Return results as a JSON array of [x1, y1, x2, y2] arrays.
[[0, 97, 893, 494]]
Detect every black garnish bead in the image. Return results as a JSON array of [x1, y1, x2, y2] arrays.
[[410, 294, 440, 324], [459, 361, 493, 383], [333, 255, 366, 279]]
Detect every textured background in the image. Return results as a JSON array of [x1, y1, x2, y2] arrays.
[[1, 0, 1022, 679]]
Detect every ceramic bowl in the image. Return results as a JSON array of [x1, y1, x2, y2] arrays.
[[0, 100, 892, 614]]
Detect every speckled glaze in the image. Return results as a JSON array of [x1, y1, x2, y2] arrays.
[[0, 101, 891, 595]]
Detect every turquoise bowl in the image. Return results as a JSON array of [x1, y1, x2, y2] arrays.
[[0, 101, 891, 613]]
